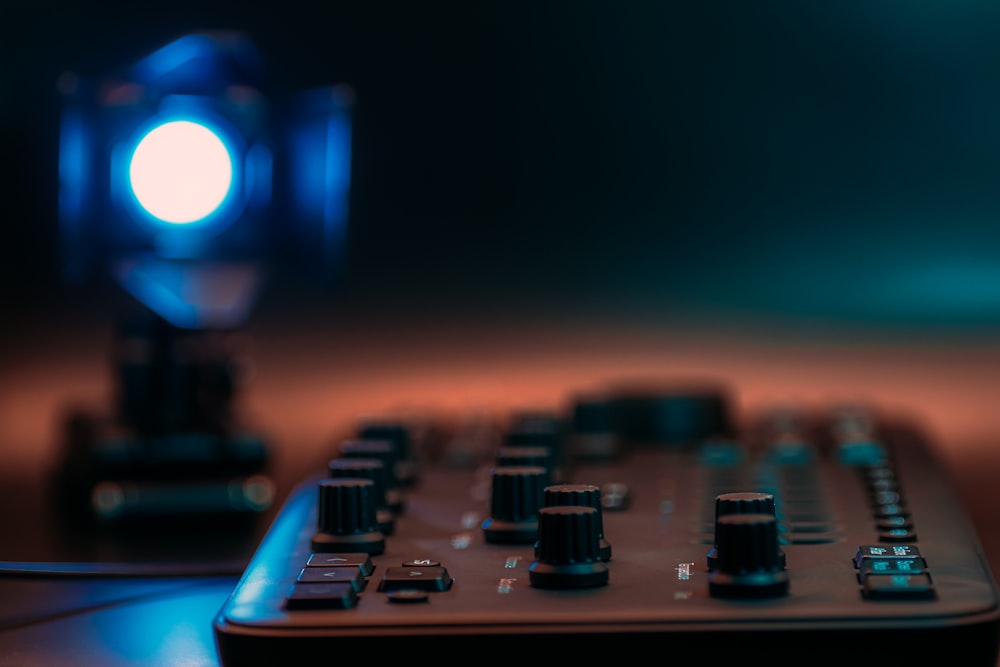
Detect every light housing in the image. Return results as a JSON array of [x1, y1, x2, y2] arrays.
[[58, 31, 352, 328]]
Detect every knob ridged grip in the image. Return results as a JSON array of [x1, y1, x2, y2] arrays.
[[707, 513, 788, 598], [708, 492, 785, 570], [482, 466, 546, 544], [338, 439, 405, 514], [311, 478, 385, 554], [529, 506, 609, 589], [327, 457, 394, 535], [543, 483, 611, 561]]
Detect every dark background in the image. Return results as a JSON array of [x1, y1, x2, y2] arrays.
[[3, 1, 1000, 337], [2, 7, 1000, 664]]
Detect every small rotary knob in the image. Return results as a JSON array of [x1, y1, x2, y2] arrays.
[[482, 466, 546, 544], [311, 478, 385, 555], [707, 492, 785, 569], [568, 392, 623, 462], [505, 412, 566, 482], [327, 457, 395, 536], [529, 506, 609, 589], [707, 513, 789, 598], [495, 446, 554, 486], [543, 484, 612, 561], [356, 419, 418, 487], [338, 439, 405, 514]]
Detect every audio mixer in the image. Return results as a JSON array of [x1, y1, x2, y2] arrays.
[[213, 380, 1000, 662]]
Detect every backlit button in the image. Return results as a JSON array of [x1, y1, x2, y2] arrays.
[[377, 566, 454, 592], [878, 528, 918, 543], [862, 573, 935, 600], [875, 516, 913, 531], [854, 544, 923, 568], [285, 582, 359, 610], [859, 557, 926, 579], [873, 504, 910, 519]]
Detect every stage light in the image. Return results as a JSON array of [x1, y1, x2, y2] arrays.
[[54, 31, 354, 528], [58, 30, 351, 327]]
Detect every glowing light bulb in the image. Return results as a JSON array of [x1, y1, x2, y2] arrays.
[[128, 120, 234, 224]]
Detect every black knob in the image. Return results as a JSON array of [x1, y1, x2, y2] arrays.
[[482, 466, 546, 544], [338, 439, 405, 514], [327, 457, 395, 535], [506, 411, 566, 482], [495, 446, 554, 486], [707, 513, 789, 598], [529, 506, 609, 589], [708, 492, 785, 569], [311, 478, 385, 554], [543, 484, 611, 561], [568, 392, 623, 462], [356, 419, 418, 486]]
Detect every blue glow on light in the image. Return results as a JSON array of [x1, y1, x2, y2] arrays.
[[129, 33, 217, 83], [128, 120, 235, 224], [288, 86, 354, 274]]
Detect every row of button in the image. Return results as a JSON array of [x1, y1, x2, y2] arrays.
[[854, 544, 934, 600], [857, 462, 916, 543], [285, 553, 454, 610]]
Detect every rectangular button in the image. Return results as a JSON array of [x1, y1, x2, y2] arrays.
[[285, 582, 359, 610], [862, 573, 935, 600], [306, 552, 375, 575], [859, 557, 926, 578], [854, 544, 922, 568], [297, 567, 366, 591], [377, 566, 453, 592]]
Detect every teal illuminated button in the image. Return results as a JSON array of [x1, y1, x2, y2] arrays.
[[698, 441, 746, 466], [875, 515, 913, 531], [837, 440, 887, 465], [861, 573, 935, 600], [854, 544, 923, 568], [859, 557, 926, 578], [878, 528, 918, 543]]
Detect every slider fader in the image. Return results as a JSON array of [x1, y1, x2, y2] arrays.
[[213, 381, 1000, 662]]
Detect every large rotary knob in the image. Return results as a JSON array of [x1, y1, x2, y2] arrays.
[[311, 478, 386, 555], [707, 513, 788, 598], [481, 466, 546, 544], [707, 492, 785, 569], [528, 505, 609, 589], [543, 483, 612, 561]]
